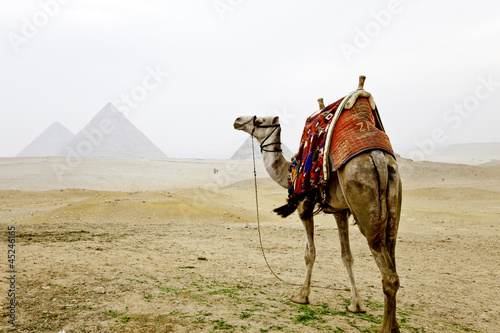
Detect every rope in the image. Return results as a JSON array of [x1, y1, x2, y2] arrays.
[[251, 134, 297, 285], [250, 133, 343, 291]]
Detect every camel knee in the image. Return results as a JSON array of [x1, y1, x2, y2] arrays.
[[382, 274, 400, 297], [341, 252, 354, 268], [304, 247, 316, 266]]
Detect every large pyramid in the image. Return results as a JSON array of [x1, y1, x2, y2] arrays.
[[57, 103, 167, 159], [231, 136, 295, 160], [17, 121, 74, 157]]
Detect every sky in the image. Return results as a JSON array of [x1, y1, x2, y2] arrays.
[[1, 0, 499, 159]]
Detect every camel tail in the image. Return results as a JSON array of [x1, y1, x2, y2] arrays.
[[371, 150, 389, 224]]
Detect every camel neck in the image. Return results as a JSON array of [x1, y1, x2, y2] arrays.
[[259, 128, 291, 189]]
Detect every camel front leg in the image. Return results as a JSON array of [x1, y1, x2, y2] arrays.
[[333, 211, 366, 313], [290, 197, 316, 304]]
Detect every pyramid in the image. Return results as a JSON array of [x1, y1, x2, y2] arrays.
[[231, 136, 295, 160], [17, 121, 74, 157], [57, 103, 167, 159]]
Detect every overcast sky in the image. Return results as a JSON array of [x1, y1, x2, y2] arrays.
[[1, 0, 499, 159]]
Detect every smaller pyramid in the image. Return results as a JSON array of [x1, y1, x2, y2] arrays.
[[231, 136, 294, 160], [17, 121, 74, 157], [58, 103, 167, 159]]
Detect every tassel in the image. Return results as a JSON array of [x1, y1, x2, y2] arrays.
[[273, 194, 303, 218], [273, 203, 297, 218]]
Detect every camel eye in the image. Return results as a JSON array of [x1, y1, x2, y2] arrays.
[[255, 118, 264, 125]]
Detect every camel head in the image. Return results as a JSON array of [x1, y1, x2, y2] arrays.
[[234, 115, 290, 188], [233, 115, 280, 145]]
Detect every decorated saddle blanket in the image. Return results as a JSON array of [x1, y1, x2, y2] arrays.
[[288, 94, 394, 202]]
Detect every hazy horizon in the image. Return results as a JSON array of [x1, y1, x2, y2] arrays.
[[10, 106, 500, 161], [1, 0, 499, 159]]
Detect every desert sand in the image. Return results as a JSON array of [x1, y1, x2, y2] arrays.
[[0, 156, 499, 332]]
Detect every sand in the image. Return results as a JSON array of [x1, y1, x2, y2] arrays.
[[0, 156, 499, 332]]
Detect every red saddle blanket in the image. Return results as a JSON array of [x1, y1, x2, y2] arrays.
[[288, 96, 394, 201]]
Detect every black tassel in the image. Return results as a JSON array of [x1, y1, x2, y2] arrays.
[[273, 203, 298, 218], [274, 190, 322, 218]]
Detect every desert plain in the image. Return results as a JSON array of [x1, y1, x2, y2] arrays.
[[0, 156, 499, 332]]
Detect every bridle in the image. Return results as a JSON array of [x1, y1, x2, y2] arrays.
[[251, 115, 282, 153]]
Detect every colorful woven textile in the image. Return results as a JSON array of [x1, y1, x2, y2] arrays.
[[287, 97, 343, 200], [288, 96, 394, 202]]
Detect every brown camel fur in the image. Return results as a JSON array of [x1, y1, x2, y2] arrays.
[[233, 97, 402, 333]]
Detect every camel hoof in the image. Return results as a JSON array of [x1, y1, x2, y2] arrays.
[[378, 325, 400, 333], [290, 295, 309, 304], [391, 322, 401, 333], [347, 303, 367, 313]]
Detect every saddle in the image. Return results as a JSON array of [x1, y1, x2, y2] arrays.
[[276, 86, 395, 217]]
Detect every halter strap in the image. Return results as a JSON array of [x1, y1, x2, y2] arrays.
[[252, 116, 282, 153]]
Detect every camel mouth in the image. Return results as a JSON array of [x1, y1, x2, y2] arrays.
[[233, 121, 243, 130], [233, 116, 252, 130]]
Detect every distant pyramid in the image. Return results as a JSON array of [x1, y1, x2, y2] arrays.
[[57, 103, 167, 159], [17, 121, 74, 157], [231, 136, 294, 160]]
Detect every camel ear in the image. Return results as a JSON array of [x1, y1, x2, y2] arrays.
[[272, 116, 280, 125]]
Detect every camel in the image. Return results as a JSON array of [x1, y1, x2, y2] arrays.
[[233, 78, 402, 333]]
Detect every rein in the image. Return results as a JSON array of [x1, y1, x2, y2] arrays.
[[250, 132, 292, 285]]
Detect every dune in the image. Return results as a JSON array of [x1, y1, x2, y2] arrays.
[[0, 155, 499, 332]]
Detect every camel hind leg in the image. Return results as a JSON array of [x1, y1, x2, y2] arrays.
[[371, 152, 401, 333], [338, 151, 401, 333], [376, 153, 402, 333]]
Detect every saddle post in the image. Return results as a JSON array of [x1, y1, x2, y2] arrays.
[[317, 98, 325, 110], [357, 75, 366, 90]]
